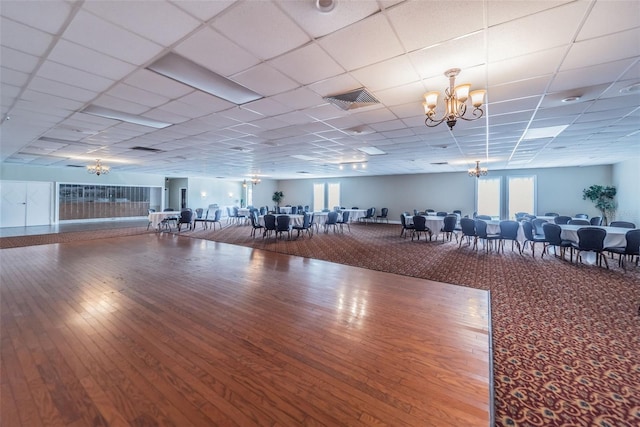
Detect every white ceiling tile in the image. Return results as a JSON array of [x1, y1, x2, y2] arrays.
[[487, 47, 566, 86], [170, 0, 236, 21], [83, 1, 201, 47], [212, 1, 310, 60], [37, 61, 115, 92], [281, 0, 380, 39], [1, 17, 53, 56], [551, 59, 637, 93], [242, 98, 291, 117], [61, 10, 163, 65], [106, 83, 170, 108], [486, 0, 571, 26], [577, 0, 640, 40], [562, 29, 640, 71], [220, 106, 264, 122], [231, 63, 298, 97], [47, 39, 137, 80], [28, 77, 98, 102], [373, 81, 425, 108], [157, 100, 208, 119], [410, 32, 486, 80], [173, 26, 260, 76], [488, 76, 550, 103], [271, 87, 325, 111], [387, 0, 484, 52], [0, 0, 73, 34], [0, 46, 40, 73], [21, 90, 85, 111], [177, 91, 236, 114], [487, 2, 590, 62], [269, 43, 345, 85], [318, 13, 404, 71], [92, 94, 150, 115], [0, 66, 29, 87], [124, 69, 194, 99], [351, 55, 420, 92]]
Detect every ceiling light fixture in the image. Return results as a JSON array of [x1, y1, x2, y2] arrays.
[[251, 176, 261, 185], [423, 68, 486, 130], [81, 105, 172, 129], [147, 52, 262, 105], [316, 0, 336, 13], [87, 159, 110, 176], [468, 160, 488, 178]]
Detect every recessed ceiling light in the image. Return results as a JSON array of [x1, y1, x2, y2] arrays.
[[357, 146, 386, 155], [561, 96, 581, 103], [147, 52, 262, 105], [522, 125, 568, 140], [430, 162, 448, 165], [316, 0, 335, 13], [81, 105, 172, 129]]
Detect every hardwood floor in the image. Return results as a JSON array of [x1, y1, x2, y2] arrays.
[[1, 233, 492, 426]]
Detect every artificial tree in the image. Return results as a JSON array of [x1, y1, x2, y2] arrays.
[[582, 185, 616, 225], [272, 191, 284, 209]]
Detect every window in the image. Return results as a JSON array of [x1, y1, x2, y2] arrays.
[[508, 176, 536, 219], [328, 183, 341, 210], [477, 178, 501, 219], [313, 182, 341, 211], [313, 183, 325, 211], [476, 175, 536, 219]]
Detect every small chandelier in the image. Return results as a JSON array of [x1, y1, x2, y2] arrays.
[[87, 159, 110, 176], [468, 160, 488, 178], [251, 176, 261, 185], [423, 68, 486, 130]]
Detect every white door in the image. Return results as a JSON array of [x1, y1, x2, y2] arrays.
[[0, 181, 27, 227], [0, 181, 52, 227]]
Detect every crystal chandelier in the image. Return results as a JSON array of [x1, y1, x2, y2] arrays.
[[87, 159, 110, 176], [423, 68, 486, 130], [468, 161, 488, 178]]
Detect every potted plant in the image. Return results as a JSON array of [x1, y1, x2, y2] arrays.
[[272, 191, 284, 209], [582, 185, 616, 225]]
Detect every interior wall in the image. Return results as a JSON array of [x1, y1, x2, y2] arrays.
[[612, 158, 640, 226], [276, 165, 614, 221], [186, 176, 243, 214]]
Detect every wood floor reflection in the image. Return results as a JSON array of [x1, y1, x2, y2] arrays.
[[1, 233, 492, 426]]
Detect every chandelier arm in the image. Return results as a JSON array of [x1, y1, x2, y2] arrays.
[[424, 115, 449, 128]]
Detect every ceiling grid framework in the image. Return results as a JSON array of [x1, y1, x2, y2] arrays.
[[0, 0, 638, 180]]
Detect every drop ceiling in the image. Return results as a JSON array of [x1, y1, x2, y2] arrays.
[[1, 0, 638, 180]]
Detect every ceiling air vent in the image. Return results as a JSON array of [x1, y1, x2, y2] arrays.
[[324, 88, 380, 111]]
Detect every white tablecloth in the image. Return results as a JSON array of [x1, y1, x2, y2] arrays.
[[148, 211, 179, 229], [259, 214, 304, 227], [278, 206, 293, 214], [485, 220, 526, 242], [559, 225, 629, 248], [340, 209, 367, 222], [406, 216, 448, 238], [237, 208, 250, 217]]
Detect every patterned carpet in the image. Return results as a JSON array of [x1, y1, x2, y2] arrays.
[[2, 221, 639, 426]]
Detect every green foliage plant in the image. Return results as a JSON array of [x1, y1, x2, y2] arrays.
[[582, 185, 616, 225]]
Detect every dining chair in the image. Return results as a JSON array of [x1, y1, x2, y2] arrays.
[[176, 209, 194, 232], [575, 213, 589, 219], [440, 215, 458, 243], [609, 221, 636, 228], [400, 214, 415, 238], [541, 223, 574, 261], [338, 210, 351, 232], [475, 219, 500, 252], [262, 214, 277, 238], [522, 220, 547, 258], [568, 219, 590, 225], [436, 211, 448, 217], [544, 212, 559, 217], [147, 208, 156, 230], [458, 218, 477, 248], [554, 215, 571, 225], [605, 229, 640, 269], [275, 215, 291, 240], [376, 208, 389, 223], [206, 208, 222, 231], [411, 215, 431, 241], [572, 227, 608, 268], [324, 211, 339, 233], [193, 208, 209, 230], [249, 210, 264, 238], [293, 212, 313, 239], [475, 215, 492, 220], [499, 220, 522, 254], [590, 216, 602, 226], [532, 218, 548, 236]]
